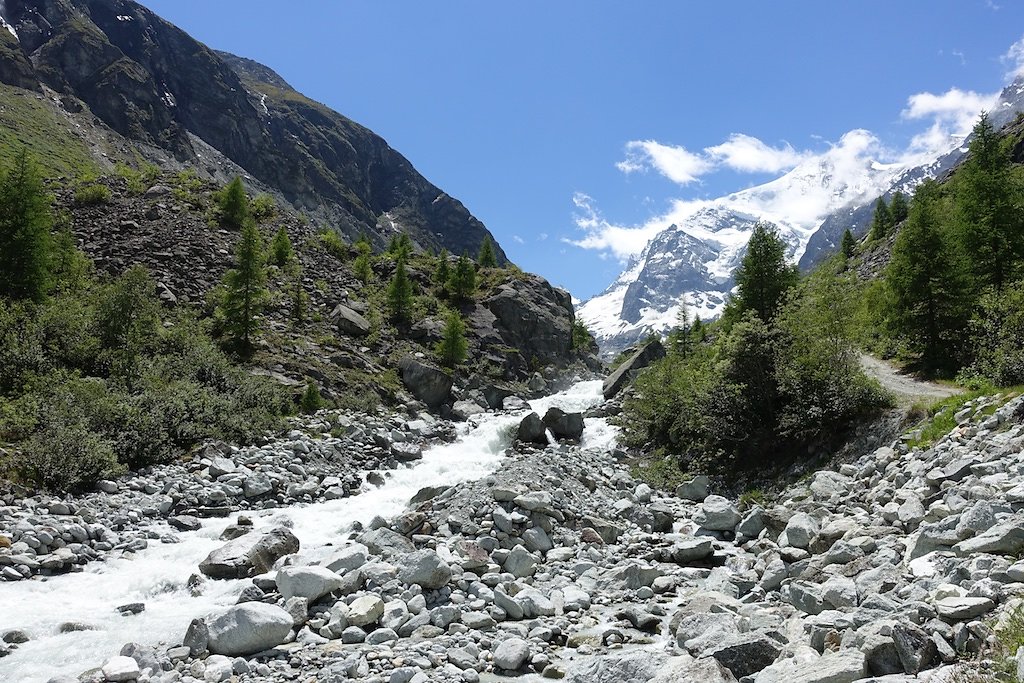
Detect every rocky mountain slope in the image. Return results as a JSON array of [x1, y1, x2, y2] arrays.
[[579, 78, 1024, 356], [0, 0, 505, 259], [54, 174, 595, 411]]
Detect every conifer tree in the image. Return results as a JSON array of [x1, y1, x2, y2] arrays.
[[478, 236, 498, 268], [956, 112, 1023, 291], [888, 191, 909, 224], [840, 229, 856, 259], [386, 258, 414, 323], [448, 252, 477, 302], [0, 149, 52, 300], [436, 309, 468, 368], [887, 180, 970, 372], [219, 221, 268, 350], [219, 176, 250, 230], [270, 226, 294, 267], [868, 198, 891, 241], [388, 233, 413, 261], [287, 262, 307, 324], [733, 221, 798, 323]]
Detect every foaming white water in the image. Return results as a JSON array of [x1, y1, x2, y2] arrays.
[[1, 380, 612, 683]]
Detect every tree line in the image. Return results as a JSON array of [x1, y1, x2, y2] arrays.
[[864, 113, 1024, 384]]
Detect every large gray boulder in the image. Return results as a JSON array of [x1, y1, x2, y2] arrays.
[[952, 520, 1024, 556], [602, 339, 666, 399], [542, 407, 584, 440], [754, 648, 865, 683], [517, 412, 548, 444], [398, 356, 453, 408], [396, 550, 452, 589], [199, 527, 299, 579], [206, 603, 293, 656], [696, 495, 742, 531], [483, 277, 574, 369], [492, 637, 531, 671], [276, 566, 344, 602], [566, 650, 667, 683], [357, 527, 416, 560], [329, 303, 371, 337]]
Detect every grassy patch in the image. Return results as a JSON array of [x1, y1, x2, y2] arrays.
[[629, 452, 690, 493], [738, 488, 768, 510], [0, 87, 99, 179], [73, 183, 110, 206], [906, 386, 1023, 449]]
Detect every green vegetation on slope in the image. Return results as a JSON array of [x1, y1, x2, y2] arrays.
[[0, 155, 286, 492], [0, 87, 99, 179]]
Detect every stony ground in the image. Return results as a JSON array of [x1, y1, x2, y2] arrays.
[[5, 389, 1024, 683]]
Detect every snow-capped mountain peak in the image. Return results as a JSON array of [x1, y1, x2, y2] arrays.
[[579, 77, 1024, 357]]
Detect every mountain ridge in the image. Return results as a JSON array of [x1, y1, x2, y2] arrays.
[[0, 0, 506, 261]]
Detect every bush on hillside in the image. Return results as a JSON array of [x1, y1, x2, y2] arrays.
[[73, 183, 110, 206]]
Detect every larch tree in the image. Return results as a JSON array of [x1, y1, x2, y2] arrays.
[[0, 149, 52, 301], [219, 176, 250, 231], [219, 221, 268, 350], [478, 236, 498, 268], [956, 112, 1024, 291], [733, 221, 799, 323], [887, 180, 970, 372]]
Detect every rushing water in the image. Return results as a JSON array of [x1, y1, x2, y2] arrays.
[[2, 380, 614, 683]]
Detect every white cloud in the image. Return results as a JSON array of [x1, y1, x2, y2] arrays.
[[616, 140, 713, 185], [1003, 34, 1024, 78], [511, 234, 525, 244], [704, 134, 807, 173], [566, 192, 679, 261], [902, 88, 995, 123], [901, 87, 998, 156]]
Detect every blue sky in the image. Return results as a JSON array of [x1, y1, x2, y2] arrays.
[[139, 1, 1024, 300]]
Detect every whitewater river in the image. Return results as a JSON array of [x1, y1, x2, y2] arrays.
[[2, 380, 615, 683]]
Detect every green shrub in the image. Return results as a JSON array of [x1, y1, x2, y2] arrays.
[[300, 383, 324, 413], [73, 183, 110, 206], [623, 276, 889, 478], [171, 169, 205, 208], [11, 415, 121, 491], [251, 193, 277, 221], [319, 229, 347, 259], [966, 283, 1024, 386], [116, 163, 160, 195]]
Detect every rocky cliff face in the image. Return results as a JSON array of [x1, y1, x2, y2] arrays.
[[0, 0, 505, 259]]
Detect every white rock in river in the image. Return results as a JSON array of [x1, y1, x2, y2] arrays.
[[101, 655, 140, 682], [276, 566, 344, 602], [206, 602, 293, 656], [492, 637, 531, 670]]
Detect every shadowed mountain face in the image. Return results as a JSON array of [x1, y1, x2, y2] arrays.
[[0, 0, 506, 259]]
